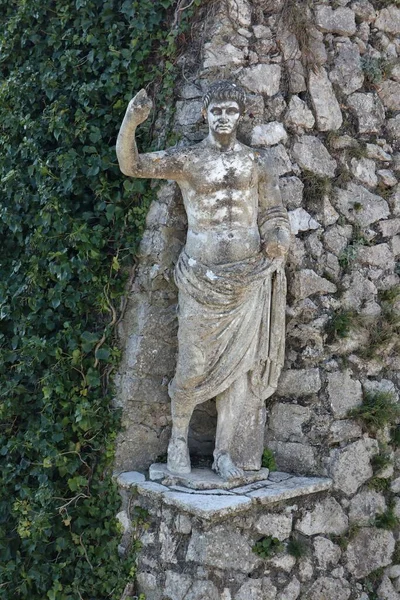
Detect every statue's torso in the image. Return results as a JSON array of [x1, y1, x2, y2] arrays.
[[178, 142, 261, 265]]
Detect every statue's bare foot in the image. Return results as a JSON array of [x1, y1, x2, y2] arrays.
[[213, 452, 244, 481], [167, 436, 191, 475]]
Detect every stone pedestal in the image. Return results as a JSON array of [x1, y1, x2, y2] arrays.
[[116, 470, 350, 600]]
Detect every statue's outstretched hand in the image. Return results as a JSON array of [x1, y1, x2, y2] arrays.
[[125, 89, 153, 125]]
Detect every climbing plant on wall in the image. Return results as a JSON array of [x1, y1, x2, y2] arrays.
[[0, 0, 199, 597]]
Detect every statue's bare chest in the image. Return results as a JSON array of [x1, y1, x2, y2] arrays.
[[184, 150, 257, 194]]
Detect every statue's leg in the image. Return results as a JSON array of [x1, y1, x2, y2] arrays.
[[214, 372, 266, 475], [167, 393, 195, 475]]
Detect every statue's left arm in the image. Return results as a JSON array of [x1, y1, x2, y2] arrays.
[[257, 159, 291, 260]]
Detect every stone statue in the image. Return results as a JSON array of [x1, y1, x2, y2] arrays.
[[116, 81, 290, 480]]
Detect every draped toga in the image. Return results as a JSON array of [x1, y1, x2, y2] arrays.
[[168, 249, 286, 407]]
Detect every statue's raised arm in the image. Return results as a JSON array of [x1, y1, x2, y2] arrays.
[[116, 89, 185, 181]]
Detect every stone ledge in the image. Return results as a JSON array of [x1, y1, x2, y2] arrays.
[[117, 469, 333, 520]]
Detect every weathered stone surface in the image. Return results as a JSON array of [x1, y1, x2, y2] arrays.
[[249, 475, 332, 503], [292, 269, 337, 299], [378, 81, 400, 111], [268, 553, 296, 572], [269, 403, 311, 441], [279, 176, 303, 209], [363, 379, 398, 402], [329, 438, 378, 495], [333, 183, 390, 227], [309, 68, 343, 131], [346, 528, 395, 578], [251, 122, 287, 146], [315, 5, 356, 35], [163, 491, 252, 519], [150, 464, 269, 490], [296, 497, 348, 536], [341, 271, 378, 311], [377, 576, 399, 600], [174, 514, 192, 534], [357, 244, 395, 270], [268, 442, 317, 475], [136, 573, 160, 599], [186, 580, 220, 600], [323, 224, 352, 256], [175, 100, 203, 126], [319, 197, 340, 227], [298, 557, 314, 582], [239, 64, 281, 95], [276, 576, 300, 600], [306, 577, 351, 600], [263, 145, 292, 176], [314, 537, 341, 569], [347, 93, 385, 133], [349, 489, 387, 525], [116, 471, 146, 488], [288, 208, 320, 235], [350, 157, 377, 187], [375, 6, 400, 34], [235, 579, 264, 600], [164, 571, 192, 600], [292, 136, 337, 177], [327, 370, 362, 418], [284, 96, 315, 132], [255, 513, 293, 540], [387, 115, 400, 141], [186, 525, 261, 572], [203, 43, 245, 68], [330, 41, 364, 95], [352, 0, 376, 23], [378, 170, 398, 188], [366, 143, 392, 161], [227, 0, 252, 27], [329, 419, 362, 443], [276, 368, 321, 397]]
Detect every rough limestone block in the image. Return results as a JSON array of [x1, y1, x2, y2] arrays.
[[329, 438, 378, 495], [226, 0, 252, 27], [330, 41, 364, 95], [284, 96, 315, 132], [333, 183, 390, 227], [346, 528, 395, 578], [175, 100, 203, 126], [323, 224, 352, 256], [234, 579, 264, 600], [347, 93, 385, 133], [279, 176, 304, 210], [378, 81, 400, 111], [255, 513, 293, 540], [276, 368, 321, 397], [267, 442, 317, 475], [377, 576, 399, 600], [306, 576, 351, 600], [276, 576, 300, 600], [295, 497, 348, 536], [268, 402, 311, 441], [348, 489, 387, 525], [329, 420, 363, 444], [313, 537, 341, 570], [239, 64, 281, 95], [186, 525, 261, 572], [292, 269, 337, 300], [327, 370, 362, 418], [357, 244, 395, 270], [315, 5, 357, 35], [308, 68, 343, 131], [163, 492, 252, 520], [292, 136, 337, 176], [268, 553, 296, 573], [185, 580, 220, 600], [288, 208, 320, 235], [251, 122, 288, 147], [248, 475, 332, 503], [164, 571, 192, 600], [263, 145, 292, 176], [203, 43, 245, 68], [375, 6, 400, 34], [350, 157, 377, 187]]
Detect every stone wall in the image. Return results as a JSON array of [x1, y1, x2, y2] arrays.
[[115, 0, 400, 594]]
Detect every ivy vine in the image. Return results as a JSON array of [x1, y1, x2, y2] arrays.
[[0, 0, 199, 598]]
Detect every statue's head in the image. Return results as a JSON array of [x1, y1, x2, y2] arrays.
[[202, 81, 246, 115], [202, 81, 246, 137]]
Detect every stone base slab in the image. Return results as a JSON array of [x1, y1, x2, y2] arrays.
[[149, 463, 270, 490]]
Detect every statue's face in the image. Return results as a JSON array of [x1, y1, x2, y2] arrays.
[[205, 100, 241, 136]]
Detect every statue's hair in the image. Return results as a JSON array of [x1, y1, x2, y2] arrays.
[[202, 81, 246, 115]]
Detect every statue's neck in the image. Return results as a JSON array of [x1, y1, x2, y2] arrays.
[[207, 132, 237, 152]]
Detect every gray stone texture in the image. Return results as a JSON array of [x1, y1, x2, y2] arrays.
[[347, 93, 385, 133], [276, 368, 321, 397], [315, 5, 357, 35], [346, 528, 395, 578], [329, 438, 378, 495], [327, 370, 362, 418], [333, 183, 390, 227], [239, 64, 281, 95], [308, 68, 343, 131], [306, 577, 351, 600], [330, 41, 364, 95], [348, 489, 387, 525], [295, 497, 348, 536], [292, 136, 337, 176]]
